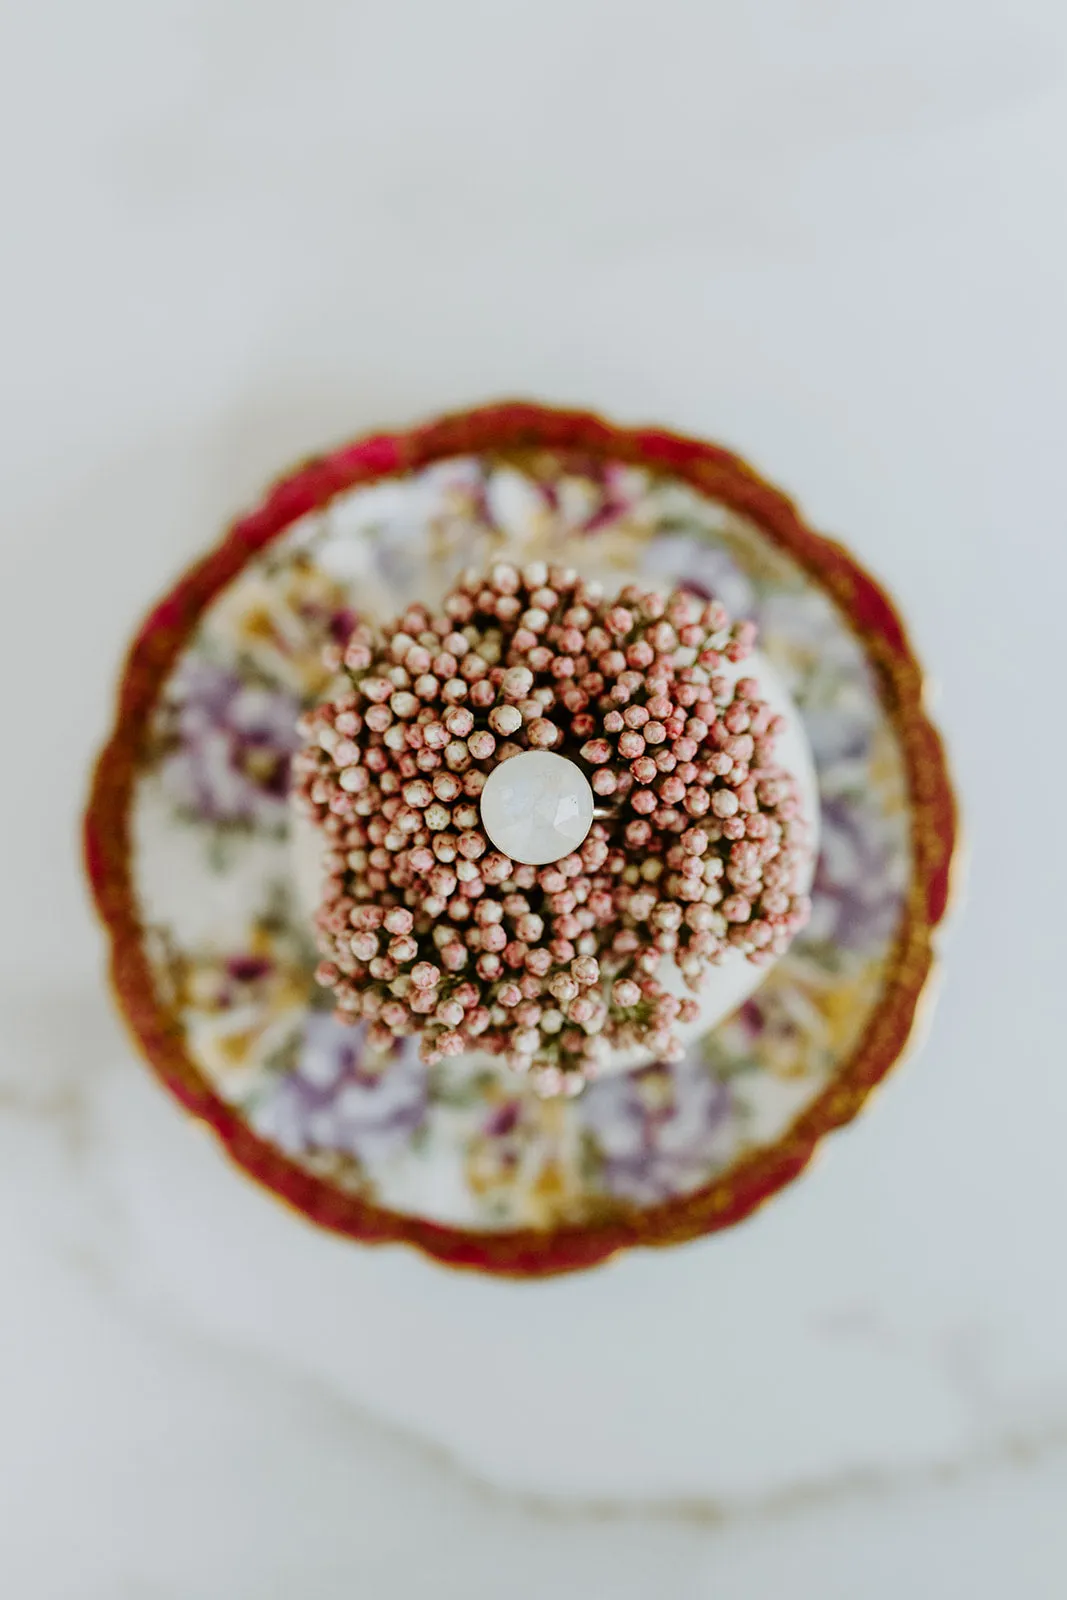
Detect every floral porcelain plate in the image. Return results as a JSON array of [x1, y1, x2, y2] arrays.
[[85, 403, 957, 1276]]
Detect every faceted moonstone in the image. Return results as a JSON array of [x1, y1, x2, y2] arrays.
[[479, 751, 595, 866]]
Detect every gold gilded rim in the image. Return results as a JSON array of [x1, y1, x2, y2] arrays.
[[84, 401, 959, 1276]]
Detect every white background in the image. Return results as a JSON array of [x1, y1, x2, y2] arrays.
[[2, 2, 1066, 1596]]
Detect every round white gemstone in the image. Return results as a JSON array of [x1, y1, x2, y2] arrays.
[[479, 751, 594, 866]]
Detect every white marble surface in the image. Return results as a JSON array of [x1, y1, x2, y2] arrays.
[[2, 1, 1067, 1594]]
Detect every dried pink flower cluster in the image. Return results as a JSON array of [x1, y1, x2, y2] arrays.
[[294, 561, 810, 1094]]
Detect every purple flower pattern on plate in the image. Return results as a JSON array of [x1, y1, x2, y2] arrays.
[[256, 1013, 429, 1166], [579, 1055, 736, 1204], [158, 658, 303, 827], [808, 795, 905, 956]]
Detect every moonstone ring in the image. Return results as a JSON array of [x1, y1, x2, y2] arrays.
[[479, 750, 595, 865]]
